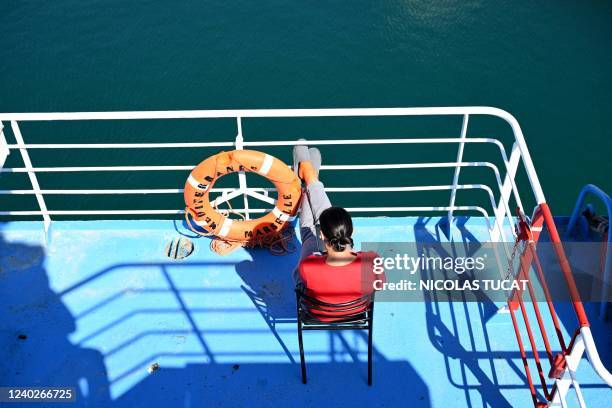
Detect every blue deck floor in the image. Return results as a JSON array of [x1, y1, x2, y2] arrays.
[[0, 217, 610, 407]]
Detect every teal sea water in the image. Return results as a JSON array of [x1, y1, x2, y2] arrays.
[[0, 1, 611, 218]]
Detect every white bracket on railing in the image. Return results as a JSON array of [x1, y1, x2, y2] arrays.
[[11, 121, 51, 233], [0, 122, 9, 169]]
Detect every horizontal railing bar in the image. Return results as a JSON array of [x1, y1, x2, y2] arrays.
[[0, 165, 194, 172], [0, 210, 186, 215], [6, 142, 235, 149], [0, 205, 489, 216], [0, 188, 258, 195], [0, 188, 183, 195], [346, 206, 488, 213], [0, 106, 514, 121], [0, 161, 492, 173], [0, 184, 493, 195], [322, 162, 488, 170], [6, 137, 501, 149], [329, 185, 489, 192], [243, 138, 500, 146]]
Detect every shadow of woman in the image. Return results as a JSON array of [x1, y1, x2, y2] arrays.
[[0, 232, 111, 407]]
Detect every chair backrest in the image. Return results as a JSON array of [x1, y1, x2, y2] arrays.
[[295, 284, 374, 323]]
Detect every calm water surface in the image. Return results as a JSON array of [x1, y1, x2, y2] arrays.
[[1, 1, 611, 217]]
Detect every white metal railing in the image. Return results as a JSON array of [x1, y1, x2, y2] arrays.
[[0, 107, 610, 406], [0, 107, 539, 241]]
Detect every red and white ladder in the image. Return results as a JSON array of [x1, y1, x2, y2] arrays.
[[507, 204, 612, 407]]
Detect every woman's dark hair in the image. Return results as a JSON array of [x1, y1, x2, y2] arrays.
[[319, 207, 354, 252]]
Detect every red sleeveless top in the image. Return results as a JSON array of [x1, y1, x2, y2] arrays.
[[298, 251, 384, 321]]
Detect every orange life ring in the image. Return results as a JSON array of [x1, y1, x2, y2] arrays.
[[184, 150, 302, 243]]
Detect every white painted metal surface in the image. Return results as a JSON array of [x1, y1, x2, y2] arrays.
[[0, 122, 9, 169], [448, 114, 469, 230], [550, 327, 612, 407], [581, 327, 612, 387], [10, 121, 51, 232]]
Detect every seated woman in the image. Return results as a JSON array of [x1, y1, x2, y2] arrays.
[[293, 143, 384, 321]]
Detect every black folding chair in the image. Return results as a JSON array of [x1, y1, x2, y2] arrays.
[[295, 284, 375, 385]]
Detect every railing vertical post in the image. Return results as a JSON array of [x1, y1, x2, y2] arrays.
[[491, 142, 521, 242], [0, 122, 9, 168], [448, 114, 469, 232], [11, 121, 51, 233], [235, 117, 250, 219]]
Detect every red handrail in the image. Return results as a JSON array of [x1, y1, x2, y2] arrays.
[[507, 204, 591, 407]]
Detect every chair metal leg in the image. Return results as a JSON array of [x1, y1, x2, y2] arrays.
[[298, 321, 307, 384], [295, 289, 375, 386]]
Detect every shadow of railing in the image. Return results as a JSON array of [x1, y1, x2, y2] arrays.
[[415, 216, 611, 408], [416, 216, 518, 408], [1, 227, 431, 407]]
